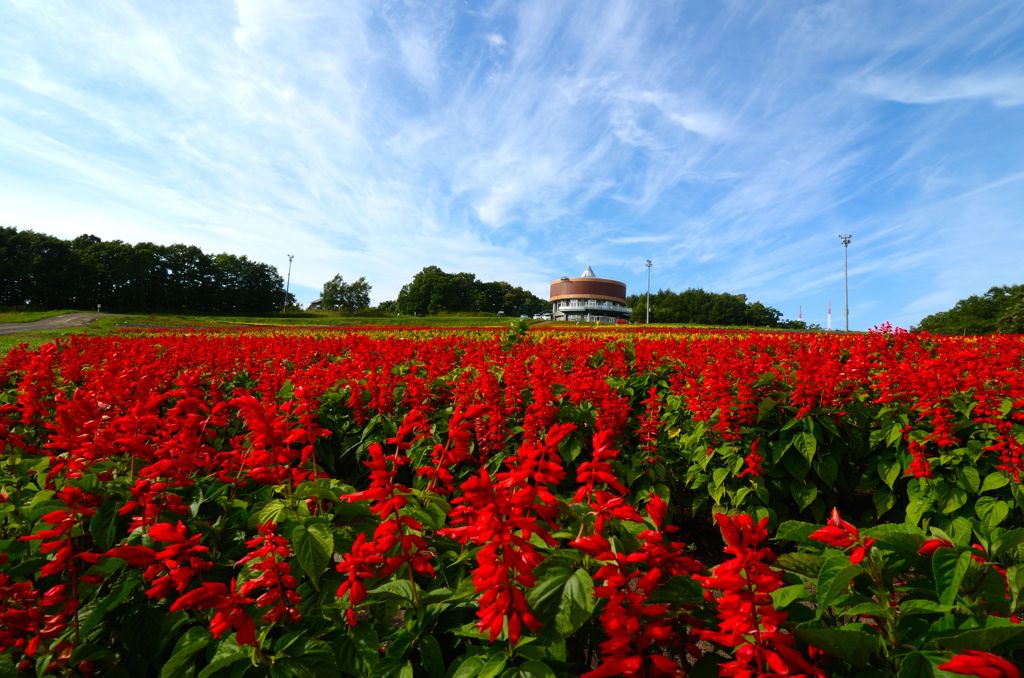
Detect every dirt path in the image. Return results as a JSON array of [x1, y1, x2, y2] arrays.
[[0, 313, 108, 336]]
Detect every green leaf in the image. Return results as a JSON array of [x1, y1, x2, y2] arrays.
[[863, 523, 925, 557], [816, 555, 863, 617], [790, 481, 817, 511], [258, 499, 291, 525], [336, 625, 379, 676], [79, 572, 141, 638], [555, 569, 596, 636], [0, 654, 17, 678], [160, 627, 211, 678], [731, 485, 752, 506], [991, 528, 1024, 560], [646, 575, 705, 605], [905, 497, 933, 527], [899, 599, 952, 615], [980, 472, 1011, 494], [277, 379, 295, 400], [368, 579, 416, 602], [793, 431, 817, 463], [775, 552, 822, 578], [956, 467, 980, 494], [976, 496, 1010, 528], [479, 653, 508, 678], [782, 444, 810, 480], [450, 654, 487, 678], [119, 606, 165, 675], [814, 454, 839, 486], [896, 652, 935, 678], [291, 520, 334, 588], [26, 498, 65, 524], [793, 627, 879, 667], [774, 520, 819, 545], [1007, 564, 1024, 612], [935, 625, 1024, 651], [89, 500, 121, 552], [933, 549, 972, 606], [948, 517, 974, 547], [418, 635, 444, 678], [712, 466, 730, 488], [278, 638, 339, 676], [886, 422, 904, 447], [771, 584, 808, 609], [841, 601, 885, 617], [938, 487, 968, 514], [197, 638, 249, 678], [500, 661, 557, 678], [873, 489, 896, 518], [877, 458, 901, 489]]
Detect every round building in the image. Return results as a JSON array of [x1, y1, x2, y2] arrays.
[[550, 266, 632, 323]]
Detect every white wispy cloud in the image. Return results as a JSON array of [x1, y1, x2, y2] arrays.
[[856, 72, 1024, 107], [0, 0, 1022, 326]]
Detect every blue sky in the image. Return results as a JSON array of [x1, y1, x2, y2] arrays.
[[1, 1, 1023, 328]]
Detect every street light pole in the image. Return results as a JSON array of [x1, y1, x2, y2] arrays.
[[645, 259, 652, 325], [839, 235, 851, 331], [282, 254, 294, 313]]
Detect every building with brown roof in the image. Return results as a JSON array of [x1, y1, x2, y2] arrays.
[[550, 265, 632, 323]]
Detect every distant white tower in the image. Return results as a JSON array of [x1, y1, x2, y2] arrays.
[[827, 300, 832, 331]]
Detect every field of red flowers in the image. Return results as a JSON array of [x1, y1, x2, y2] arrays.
[[1, 324, 1022, 676]]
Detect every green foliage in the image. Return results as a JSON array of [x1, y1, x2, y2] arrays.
[[320, 274, 371, 312], [916, 284, 1024, 335], [0, 226, 286, 313], [775, 519, 1024, 674], [397, 265, 547, 316], [997, 299, 1024, 334], [625, 287, 786, 326]]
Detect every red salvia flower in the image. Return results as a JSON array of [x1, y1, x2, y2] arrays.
[[696, 513, 824, 678], [237, 521, 301, 625], [738, 436, 764, 478], [810, 507, 875, 564], [939, 650, 1020, 678], [918, 537, 954, 556]]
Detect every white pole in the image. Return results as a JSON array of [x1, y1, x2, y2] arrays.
[[839, 235, 852, 331], [282, 254, 294, 312], [645, 259, 652, 324]]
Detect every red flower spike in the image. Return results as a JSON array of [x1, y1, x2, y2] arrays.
[[810, 507, 874, 565], [696, 513, 824, 677], [919, 537, 954, 556], [236, 521, 301, 625], [939, 650, 1020, 678]]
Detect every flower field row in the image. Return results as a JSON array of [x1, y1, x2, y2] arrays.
[[1, 325, 1023, 676]]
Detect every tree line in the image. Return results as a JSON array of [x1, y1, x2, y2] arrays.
[[0, 227, 289, 314], [915, 285, 1024, 334], [392, 266, 548, 317], [626, 288, 795, 327]]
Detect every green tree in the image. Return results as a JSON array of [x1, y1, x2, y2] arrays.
[[0, 226, 287, 313], [627, 287, 785, 326], [322, 275, 371, 312], [996, 299, 1024, 334], [397, 266, 547, 316], [916, 285, 1024, 334], [745, 301, 783, 327]]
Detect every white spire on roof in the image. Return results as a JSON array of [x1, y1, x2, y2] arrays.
[[580, 265, 595, 277]]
